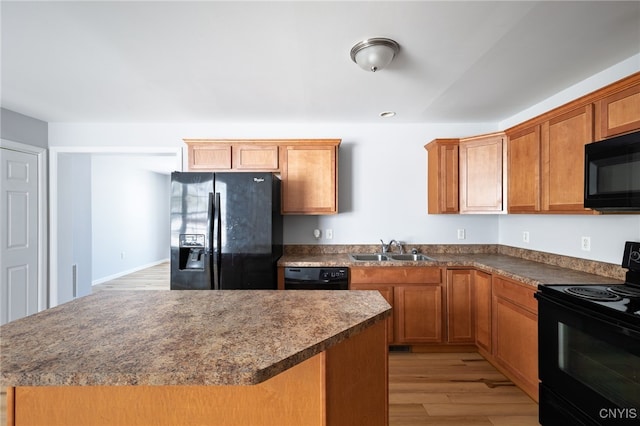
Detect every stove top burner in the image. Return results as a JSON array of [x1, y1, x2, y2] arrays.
[[607, 285, 640, 298], [564, 286, 622, 301]]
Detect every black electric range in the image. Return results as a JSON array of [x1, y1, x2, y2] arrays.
[[538, 241, 640, 327], [536, 242, 640, 426]]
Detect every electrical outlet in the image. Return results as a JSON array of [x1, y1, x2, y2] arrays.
[[581, 236, 591, 251], [120, 251, 126, 260], [457, 229, 466, 240], [325, 229, 333, 240], [522, 231, 530, 243]]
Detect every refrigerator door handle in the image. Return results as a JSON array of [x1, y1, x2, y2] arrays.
[[212, 192, 222, 290]]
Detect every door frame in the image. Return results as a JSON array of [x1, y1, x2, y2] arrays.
[[49, 146, 183, 307], [0, 138, 49, 312]]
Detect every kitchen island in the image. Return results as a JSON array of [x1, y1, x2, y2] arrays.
[[1, 290, 391, 426]]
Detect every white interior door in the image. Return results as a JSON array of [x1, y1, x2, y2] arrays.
[[0, 147, 39, 324]]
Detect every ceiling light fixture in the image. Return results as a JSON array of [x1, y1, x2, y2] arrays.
[[350, 37, 400, 72]]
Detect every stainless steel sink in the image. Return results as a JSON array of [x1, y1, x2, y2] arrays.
[[388, 254, 435, 261], [349, 253, 389, 261]]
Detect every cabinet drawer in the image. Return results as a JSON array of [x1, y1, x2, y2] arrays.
[[350, 267, 442, 284], [493, 276, 537, 314], [233, 145, 278, 170], [188, 143, 232, 170]]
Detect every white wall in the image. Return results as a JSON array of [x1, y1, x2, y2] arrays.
[[496, 54, 640, 264], [48, 56, 640, 266], [91, 155, 170, 283]]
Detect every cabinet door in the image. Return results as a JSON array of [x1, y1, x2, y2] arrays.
[[507, 126, 540, 212], [232, 145, 278, 170], [426, 140, 459, 214], [599, 83, 640, 138], [188, 143, 232, 170], [395, 284, 443, 343], [350, 283, 395, 344], [492, 277, 538, 402], [281, 145, 337, 214], [459, 134, 504, 213], [541, 105, 594, 212], [474, 270, 492, 353], [446, 270, 474, 343]]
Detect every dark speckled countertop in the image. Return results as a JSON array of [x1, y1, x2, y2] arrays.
[[278, 253, 623, 287], [0, 290, 391, 387]]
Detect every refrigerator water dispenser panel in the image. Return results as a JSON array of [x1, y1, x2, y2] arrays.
[[179, 234, 205, 270]]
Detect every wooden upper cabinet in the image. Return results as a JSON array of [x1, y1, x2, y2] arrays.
[[184, 139, 340, 215], [425, 139, 459, 214], [280, 142, 339, 214], [598, 82, 640, 138], [507, 125, 541, 213], [541, 105, 594, 213], [459, 133, 505, 213], [188, 143, 232, 170], [232, 145, 279, 170]]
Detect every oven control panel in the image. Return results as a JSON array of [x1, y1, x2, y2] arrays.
[[622, 241, 640, 271]]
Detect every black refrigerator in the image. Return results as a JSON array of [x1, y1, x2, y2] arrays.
[[170, 172, 283, 290]]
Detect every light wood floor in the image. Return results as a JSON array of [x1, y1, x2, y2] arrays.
[[3, 263, 539, 425]]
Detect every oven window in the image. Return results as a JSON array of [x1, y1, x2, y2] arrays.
[[558, 322, 640, 409]]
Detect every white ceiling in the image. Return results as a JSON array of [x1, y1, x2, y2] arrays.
[[2, 1, 639, 124]]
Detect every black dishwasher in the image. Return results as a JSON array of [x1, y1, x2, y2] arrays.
[[283, 267, 349, 290]]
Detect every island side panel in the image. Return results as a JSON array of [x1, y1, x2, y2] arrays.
[[11, 354, 326, 426], [326, 319, 389, 426]]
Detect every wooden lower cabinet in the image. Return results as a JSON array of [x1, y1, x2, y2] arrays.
[[395, 284, 443, 343], [474, 270, 492, 353], [491, 276, 538, 402], [446, 269, 474, 343], [350, 282, 395, 343], [350, 267, 443, 345]]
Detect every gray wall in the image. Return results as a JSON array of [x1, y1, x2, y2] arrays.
[[91, 155, 170, 283], [1, 108, 48, 147], [57, 154, 93, 304]]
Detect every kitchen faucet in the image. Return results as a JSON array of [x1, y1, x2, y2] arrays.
[[380, 239, 405, 254]]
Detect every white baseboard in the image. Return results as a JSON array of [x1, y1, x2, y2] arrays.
[[92, 259, 169, 286]]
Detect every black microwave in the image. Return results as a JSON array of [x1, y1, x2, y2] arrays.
[[584, 130, 640, 211]]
